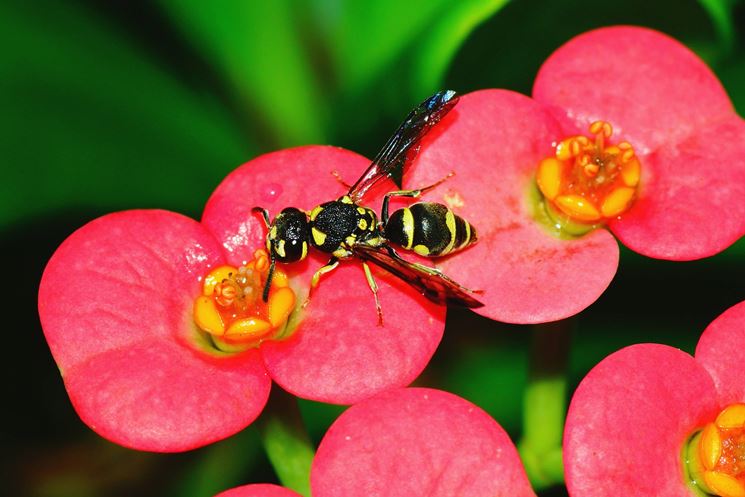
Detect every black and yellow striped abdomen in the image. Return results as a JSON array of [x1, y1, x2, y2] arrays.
[[384, 202, 476, 257]]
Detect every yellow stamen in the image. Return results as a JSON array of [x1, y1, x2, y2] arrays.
[[193, 296, 225, 336], [272, 271, 289, 288], [601, 187, 636, 218], [717, 404, 745, 429], [701, 422, 723, 471], [226, 317, 271, 340], [583, 163, 599, 177], [556, 138, 576, 161], [203, 265, 238, 296], [621, 158, 641, 187], [255, 254, 269, 272], [267, 287, 295, 328], [537, 158, 562, 200], [554, 195, 601, 222], [193, 250, 296, 350], [704, 472, 745, 497], [589, 120, 612, 138], [214, 280, 238, 307], [535, 120, 641, 229], [690, 404, 745, 497]]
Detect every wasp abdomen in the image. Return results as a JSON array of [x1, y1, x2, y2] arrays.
[[385, 203, 476, 257]]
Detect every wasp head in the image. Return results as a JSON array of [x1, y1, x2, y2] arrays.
[[254, 207, 310, 264]]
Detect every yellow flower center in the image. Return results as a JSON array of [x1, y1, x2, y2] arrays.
[[686, 404, 745, 497], [193, 249, 295, 352], [536, 121, 640, 231]]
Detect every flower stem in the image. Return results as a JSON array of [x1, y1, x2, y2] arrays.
[[518, 319, 573, 490], [257, 388, 314, 497]]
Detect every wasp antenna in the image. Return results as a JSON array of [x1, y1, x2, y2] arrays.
[[262, 255, 276, 302], [252, 207, 271, 228]]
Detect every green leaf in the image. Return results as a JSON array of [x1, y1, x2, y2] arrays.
[[158, 0, 328, 147], [172, 428, 263, 497], [410, 0, 511, 97], [0, 3, 251, 228], [155, 1, 510, 153], [323, 0, 510, 99], [518, 322, 571, 490], [257, 390, 315, 497], [697, 0, 739, 53], [323, 0, 447, 95]]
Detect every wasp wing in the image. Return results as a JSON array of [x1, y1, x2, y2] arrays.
[[347, 90, 459, 203], [353, 243, 483, 309]]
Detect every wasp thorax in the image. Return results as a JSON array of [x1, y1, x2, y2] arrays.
[[193, 249, 295, 352], [267, 207, 310, 263], [536, 121, 640, 232], [308, 197, 380, 257]]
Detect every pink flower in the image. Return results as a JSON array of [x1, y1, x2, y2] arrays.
[[563, 300, 745, 497], [216, 388, 535, 497], [409, 26, 745, 323], [215, 485, 301, 497], [38, 146, 446, 452]]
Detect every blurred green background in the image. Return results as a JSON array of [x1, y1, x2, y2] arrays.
[[4, 1, 744, 496]]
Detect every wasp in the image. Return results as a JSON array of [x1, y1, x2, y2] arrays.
[[253, 90, 482, 324]]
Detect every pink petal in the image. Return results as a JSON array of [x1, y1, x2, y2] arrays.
[[409, 90, 619, 323], [215, 484, 303, 497], [261, 263, 444, 404], [564, 344, 719, 497], [696, 300, 745, 405], [65, 341, 270, 452], [533, 26, 733, 155], [311, 388, 536, 497], [38, 210, 271, 451], [204, 146, 445, 403], [608, 116, 745, 260], [39, 210, 223, 368]]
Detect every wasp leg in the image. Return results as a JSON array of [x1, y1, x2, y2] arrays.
[[330, 170, 352, 189], [384, 245, 482, 295], [361, 261, 384, 326], [302, 257, 340, 309], [252, 207, 271, 228], [381, 171, 455, 223]]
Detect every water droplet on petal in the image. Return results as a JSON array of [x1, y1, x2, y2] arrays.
[[261, 183, 283, 203]]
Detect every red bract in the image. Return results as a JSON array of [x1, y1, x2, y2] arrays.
[[38, 146, 445, 452], [218, 388, 536, 497], [563, 300, 745, 497], [409, 26, 745, 323], [215, 484, 302, 497]]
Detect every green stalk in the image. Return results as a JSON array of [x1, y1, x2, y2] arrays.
[[257, 388, 315, 497], [518, 319, 573, 490]]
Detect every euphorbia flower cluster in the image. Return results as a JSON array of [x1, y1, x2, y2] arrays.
[[564, 300, 745, 497], [215, 388, 535, 497], [408, 26, 745, 323], [38, 147, 447, 451], [39, 25, 745, 461]]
